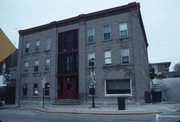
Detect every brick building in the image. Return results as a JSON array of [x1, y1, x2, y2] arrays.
[[17, 2, 150, 105]]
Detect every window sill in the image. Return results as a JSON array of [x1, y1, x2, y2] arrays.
[[104, 94, 132, 97], [119, 37, 130, 40], [102, 39, 112, 42], [24, 52, 31, 55], [44, 49, 51, 52], [102, 64, 115, 68], [22, 72, 29, 76], [33, 71, 39, 74], [44, 70, 50, 73], [32, 51, 40, 54], [86, 41, 96, 45]]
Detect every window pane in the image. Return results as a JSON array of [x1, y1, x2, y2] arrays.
[[87, 28, 95, 42], [36, 40, 40, 46], [122, 49, 129, 56], [104, 26, 110, 33], [45, 38, 51, 50], [35, 60, 39, 66], [105, 51, 111, 58], [119, 23, 127, 31], [26, 42, 30, 48], [105, 58, 112, 64]]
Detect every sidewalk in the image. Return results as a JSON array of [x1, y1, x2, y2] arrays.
[[10, 103, 180, 115]]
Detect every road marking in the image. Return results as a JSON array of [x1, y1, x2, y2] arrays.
[[158, 115, 180, 118], [156, 114, 159, 122]]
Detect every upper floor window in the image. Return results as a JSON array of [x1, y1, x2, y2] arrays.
[[87, 53, 95, 66], [87, 28, 95, 43], [25, 42, 30, 53], [2, 63, 6, 73], [104, 26, 111, 40], [45, 58, 50, 71], [35, 40, 40, 52], [34, 60, 39, 72], [121, 48, 130, 64], [24, 61, 29, 72], [104, 50, 112, 65], [45, 38, 51, 51], [119, 22, 128, 38]]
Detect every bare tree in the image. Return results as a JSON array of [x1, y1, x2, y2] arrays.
[[174, 63, 180, 72]]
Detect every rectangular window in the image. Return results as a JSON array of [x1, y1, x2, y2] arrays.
[[87, 28, 95, 43], [104, 26, 111, 40], [45, 83, 50, 96], [45, 58, 50, 71], [33, 83, 38, 96], [22, 84, 28, 96], [45, 38, 51, 51], [87, 53, 95, 66], [34, 60, 39, 72], [105, 79, 131, 96], [121, 48, 130, 64], [35, 40, 40, 51], [119, 22, 128, 38], [25, 42, 30, 53], [104, 50, 112, 65], [24, 61, 29, 72]]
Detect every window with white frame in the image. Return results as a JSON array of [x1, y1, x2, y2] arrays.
[[35, 40, 40, 51], [121, 48, 130, 64], [104, 26, 111, 40], [24, 61, 29, 72], [87, 28, 95, 43], [45, 38, 51, 51], [119, 22, 128, 38], [45, 58, 50, 71], [87, 53, 95, 66], [34, 60, 39, 72], [105, 79, 131, 96], [104, 50, 112, 65], [25, 42, 30, 53]]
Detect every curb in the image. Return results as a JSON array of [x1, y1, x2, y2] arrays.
[[24, 108, 162, 115]]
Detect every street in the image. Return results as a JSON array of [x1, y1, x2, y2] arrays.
[[0, 108, 180, 122]]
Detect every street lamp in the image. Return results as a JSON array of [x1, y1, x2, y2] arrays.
[[41, 78, 46, 109], [89, 58, 96, 108]]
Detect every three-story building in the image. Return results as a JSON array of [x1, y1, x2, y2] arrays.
[[17, 2, 150, 105]]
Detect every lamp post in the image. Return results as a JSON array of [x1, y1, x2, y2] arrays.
[[41, 78, 46, 109], [89, 58, 96, 108]]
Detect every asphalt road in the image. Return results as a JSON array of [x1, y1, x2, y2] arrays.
[[0, 108, 180, 122]]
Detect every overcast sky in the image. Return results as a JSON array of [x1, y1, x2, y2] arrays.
[[1, 0, 180, 70]]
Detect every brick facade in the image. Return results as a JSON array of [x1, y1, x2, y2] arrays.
[[17, 2, 150, 105]]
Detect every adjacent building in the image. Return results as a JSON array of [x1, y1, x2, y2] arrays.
[[17, 2, 150, 105]]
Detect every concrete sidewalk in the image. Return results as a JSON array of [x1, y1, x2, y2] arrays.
[[1, 103, 180, 115]]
